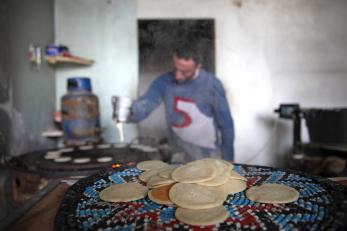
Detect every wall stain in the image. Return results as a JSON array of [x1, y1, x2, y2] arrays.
[[232, 0, 243, 8]]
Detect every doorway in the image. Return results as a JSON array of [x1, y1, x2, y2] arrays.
[[137, 19, 216, 142]]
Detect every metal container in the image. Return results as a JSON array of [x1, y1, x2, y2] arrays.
[[112, 96, 132, 122], [61, 77, 101, 146]]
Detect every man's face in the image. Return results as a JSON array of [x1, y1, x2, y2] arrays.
[[173, 53, 201, 84]]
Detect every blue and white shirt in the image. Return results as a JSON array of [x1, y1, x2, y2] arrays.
[[129, 69, 235, 161]]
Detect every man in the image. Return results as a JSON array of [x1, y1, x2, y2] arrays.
[[128, 43, 235, 161]]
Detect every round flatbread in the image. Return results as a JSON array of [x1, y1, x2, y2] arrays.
[[171, 160, 216, 183], [130, 144, 144, 149], [169, 183, 226, 209], [197, 159, 230, 186], [139, 167, 168, 182], [136, 160, 169, 171], [175, 206, 229, 226], [79, 145, 93, 150], [141, 146, 158, 153], [229, 170, 247, 181], [54, 156, 72, 162], [113, 143, 127, 148], [97, 157, 113, 163], [221, 160, 234, 170], [60, 148, 74, 153], [99, 182, 148, 202], [148, 184, 174, 205], [158, 166, 177, 179], [73, 157, 91, 164], [246, 183, 299, 204], [147, 175, 175, 188], [97, 143, 112, 149], [44, 151, 61, 159], [217, 179, 247, 195]]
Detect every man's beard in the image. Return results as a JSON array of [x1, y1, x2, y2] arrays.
[[175, 75, 195, 84], [175, 79, 189, 84], [174, 68, 199, 84]]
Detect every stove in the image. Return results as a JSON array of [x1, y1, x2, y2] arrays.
[[7, 143, 165, 204]]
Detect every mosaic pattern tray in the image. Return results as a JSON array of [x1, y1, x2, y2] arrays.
[[55, 163, 347, 230]]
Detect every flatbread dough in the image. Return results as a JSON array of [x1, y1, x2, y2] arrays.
[[73, 157, 91, 164], [136, 160, 169, 171], [148, 184, 174, 205], [246, 183, 299, 204], [44, 151, 61, 159], [169, 183, 226, 209], [217, 179, 247, 195], [79, 145, 93, 150], [99, 182, 148, 202], [171, 160, 216, 183], [97, 143, 112, 149], [175, 206, 229, 226], [130, 144, 144, 149], [60, 148, 74, 153], [97, 157, 113, 163], [113, 143, 127, 148], [141, 146, 158, 153], [54, 156, 72, 162]]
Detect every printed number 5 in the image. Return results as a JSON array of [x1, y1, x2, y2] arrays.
[[172, 97, 194, 128]]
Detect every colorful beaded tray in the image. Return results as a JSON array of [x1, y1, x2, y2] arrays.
[[54, 163, 347, 230]]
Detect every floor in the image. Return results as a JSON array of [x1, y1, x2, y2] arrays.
[[0, 168, 14, 228], [0, 167, 71, 231], [8, 183, 69, 231]]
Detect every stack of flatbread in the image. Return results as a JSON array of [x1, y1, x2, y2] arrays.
[[99, 158, 300, 227], [137, 158, 247, 226]]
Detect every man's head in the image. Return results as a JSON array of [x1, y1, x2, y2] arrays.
[[172, 43, 202, 83]]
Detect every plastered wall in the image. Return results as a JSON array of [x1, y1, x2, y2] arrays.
[[54, 0, 347, 167], [55, 0, 139, 144], [137, 0, 347, 166], [0, 0, 55, 157]]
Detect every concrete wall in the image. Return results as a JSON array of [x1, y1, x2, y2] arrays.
[[137, 0, 347, 167], [55, 0, 138, 144], [0, 0, 56, 157], [0, 0, 11, 160]]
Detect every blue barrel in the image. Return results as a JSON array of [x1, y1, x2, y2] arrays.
[[61, 77, 101, 146]]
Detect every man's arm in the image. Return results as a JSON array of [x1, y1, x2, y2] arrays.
[[212, 79, 235, 161], [128, 77, 164, 123]]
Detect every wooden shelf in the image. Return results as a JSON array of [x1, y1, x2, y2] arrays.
[[45, 56, 94, 66]]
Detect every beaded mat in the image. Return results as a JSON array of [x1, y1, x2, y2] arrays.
[[55, 163, 347, 230]]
